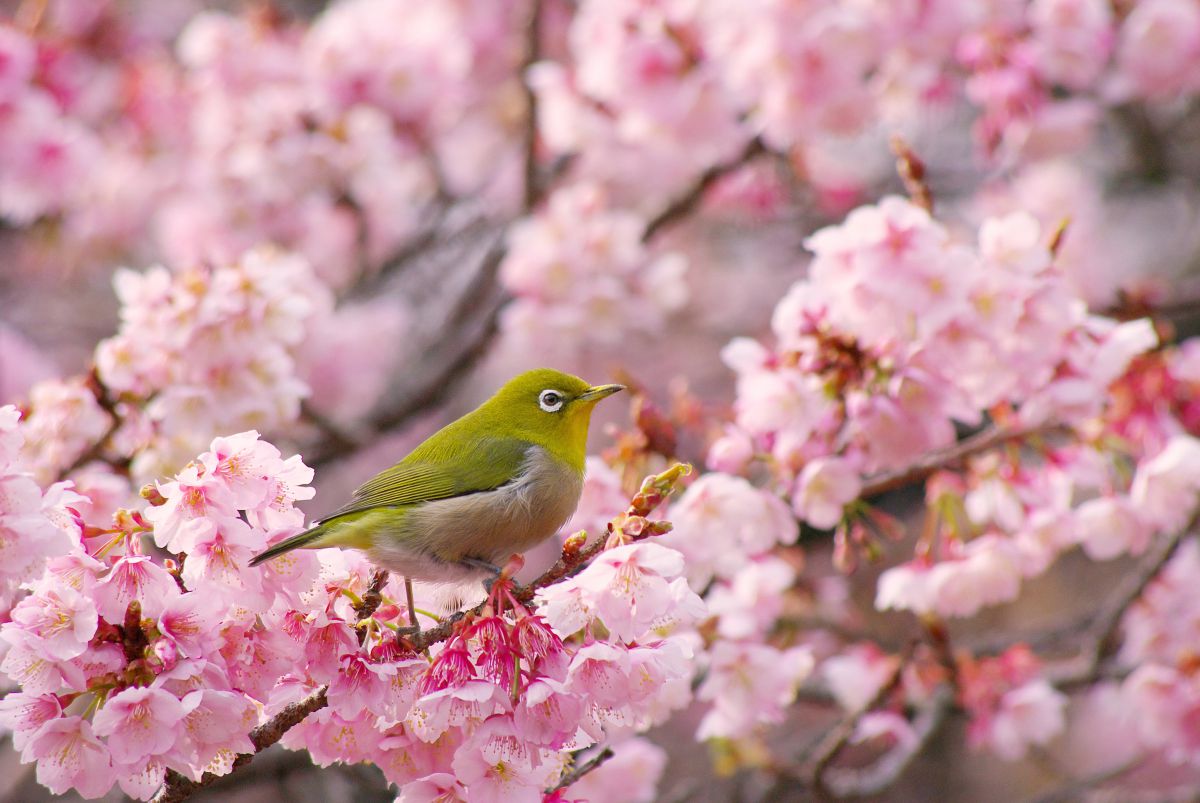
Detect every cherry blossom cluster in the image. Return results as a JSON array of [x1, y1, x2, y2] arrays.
[[87, 246, 331, 480], [0, 406, 83, 617], [0, 430, 317, 797], [715, 196, 1155, 502], [0, 437, 710, 800], [1, 1, 521, 283], [536, 0, 1200, 197], [499, 183, 688, 352]]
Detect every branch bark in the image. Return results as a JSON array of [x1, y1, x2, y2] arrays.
[[641, 136, 766, 243], [860, 424, 1062, 499], [1048, 526, 1190, 688]]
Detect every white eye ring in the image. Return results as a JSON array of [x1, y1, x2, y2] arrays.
[[538, 389, 565, 412]]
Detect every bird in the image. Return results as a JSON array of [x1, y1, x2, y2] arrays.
[[248, 368, 624, 585]]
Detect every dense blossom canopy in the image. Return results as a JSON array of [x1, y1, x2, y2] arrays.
[[4, 0, 1200, 801]]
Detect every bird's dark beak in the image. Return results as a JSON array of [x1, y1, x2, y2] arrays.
[[578, 384, 625, 402]]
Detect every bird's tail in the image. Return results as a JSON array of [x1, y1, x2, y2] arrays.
[[249, 523, 328, 567]]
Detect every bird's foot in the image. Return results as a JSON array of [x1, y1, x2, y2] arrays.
[[462, 555, 529, 611]]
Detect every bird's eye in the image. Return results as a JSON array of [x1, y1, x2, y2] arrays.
[[538, 389, 565, 412]]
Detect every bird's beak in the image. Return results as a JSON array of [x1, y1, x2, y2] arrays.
[[577, 383, 625, 402]]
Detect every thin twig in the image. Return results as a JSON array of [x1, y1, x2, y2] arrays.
[[641, 136, 766, 243], [860, 424, 1062, 499], [805, 643, 916, 796], [549, 747, 615, 793], [823, 685, 954, 798], [519, 0, 544, 211], [1048, 527, 1191, 688]]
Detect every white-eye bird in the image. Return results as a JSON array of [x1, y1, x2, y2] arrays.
[[249, 368, 624, 582]]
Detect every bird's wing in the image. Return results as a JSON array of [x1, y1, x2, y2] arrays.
[[318, 437, 532, 522]]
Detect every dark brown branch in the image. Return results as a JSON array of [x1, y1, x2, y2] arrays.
[[307, 236, 510, 468], [1048, 526, 1190, 688], [641, 136, 766, 243], [519, 0, 544, 211], [861, 424, 1062, 499], [55, 369, 122, 481], [805, 643, 915, 797], [152, 688, 329, 803], [823, 685, 954, 798], [549, 747, 615, 793]]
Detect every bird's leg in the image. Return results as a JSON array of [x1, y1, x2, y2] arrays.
[[459, 557, 504, 590], [403, 576, 421, 635], [461, 555, 529, 610]]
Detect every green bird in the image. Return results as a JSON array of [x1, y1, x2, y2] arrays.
[[249, 369, 624, 583]]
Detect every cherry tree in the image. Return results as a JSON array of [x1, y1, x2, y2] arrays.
[[3, 0, 1200, 801]]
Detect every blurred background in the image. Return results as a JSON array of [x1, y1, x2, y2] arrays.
[[4, 0, 1200, 800]]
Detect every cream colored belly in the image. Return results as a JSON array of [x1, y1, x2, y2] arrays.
[[366, 447, 583, 581]]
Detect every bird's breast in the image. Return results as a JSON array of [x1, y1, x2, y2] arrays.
[[405, 446, 584, 564]]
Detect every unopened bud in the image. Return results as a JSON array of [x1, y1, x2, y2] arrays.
[[561, 531, 588, 559], [140, 484, 166, 506]]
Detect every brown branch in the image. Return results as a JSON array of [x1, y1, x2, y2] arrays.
[[641, 136, 766, 243], [1048, 526, 1191, 688], [805, 642, 915, 797], [1112, 103, 1169, 183], [549, 747, 615, 793], [307, 236, 510, 468], [152, 688, 330, 803], [519, 0, 544, 211], [860, 424, 1062, 499], [54, 368, 123, 481], [822, 684, 954, 798]]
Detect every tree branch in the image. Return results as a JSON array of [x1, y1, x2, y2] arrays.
[[641, 136, 766, 243], [823, 685, 954, 798], [805, 643, 914, 797], [1026, 755, 1145, 803], [549, 746, 614, 793], [860, 424, 1062, 499], [520, 0, 544, 211], [1048, 526, 1191, 688]]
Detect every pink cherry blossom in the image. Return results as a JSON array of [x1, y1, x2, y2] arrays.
[[7, 581, 98, 661], [565, 737, 667, 803], [696, 641, 814, 739], [93, 554, 181, 622], [973, 679, 1068, 761], [793, 456, 863, 529], [450, 715, 547, 803], [568, 542, 703, 641], [663, 472, 797, 585], [92, 686, 186, 764], [0, 692, 62, 752], [1130, 436, 1200, 532], [22, 716, 115, 798]]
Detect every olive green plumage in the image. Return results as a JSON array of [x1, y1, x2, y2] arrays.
[[248, 368, 624, 581]]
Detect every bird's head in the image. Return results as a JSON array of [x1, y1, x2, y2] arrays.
[[482, 368, 625, 468]]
